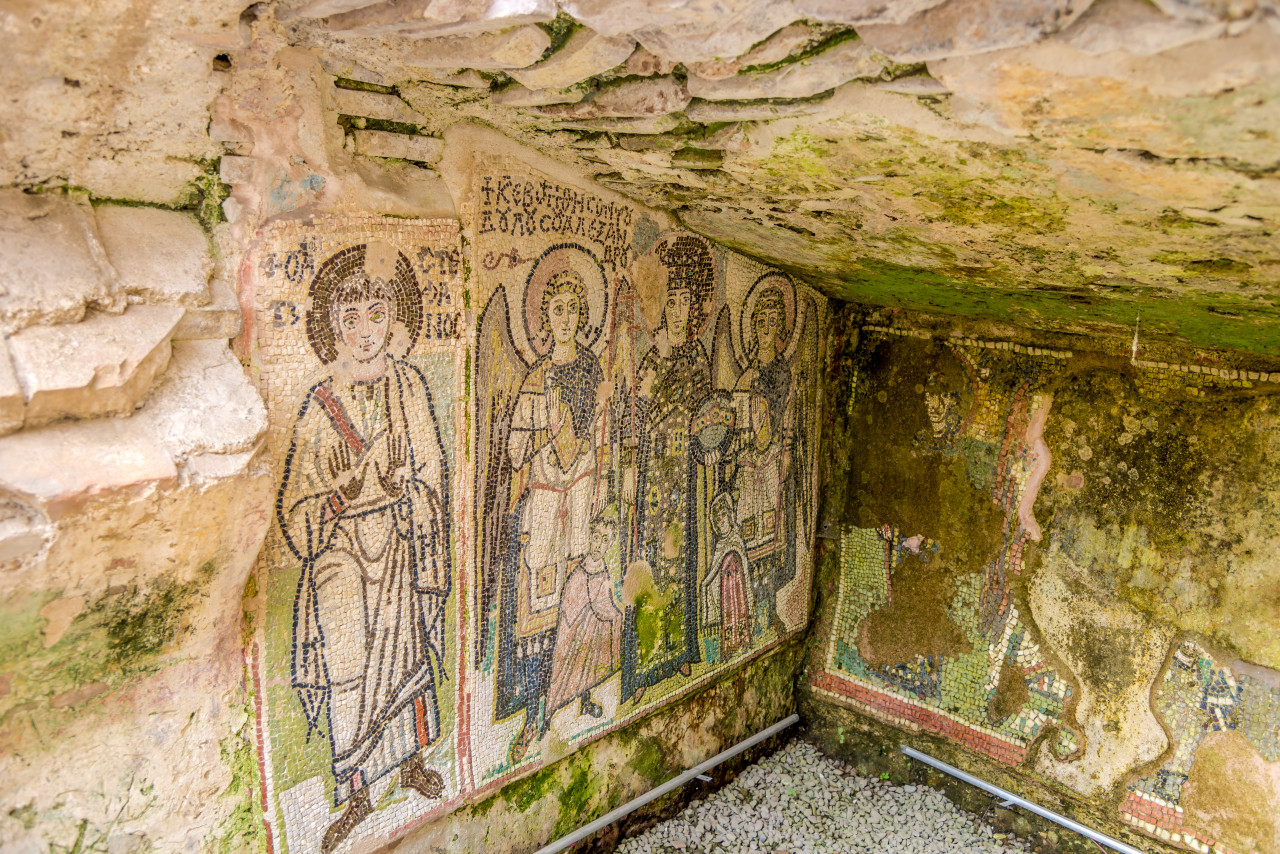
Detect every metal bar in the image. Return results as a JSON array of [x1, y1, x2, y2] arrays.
[[532, 713, 800, 854], [900, 745, 1149, 854]]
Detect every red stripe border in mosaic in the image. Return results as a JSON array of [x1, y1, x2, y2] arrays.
[[811, 670, 1027, 766], [1120, 791, 1255, 854]]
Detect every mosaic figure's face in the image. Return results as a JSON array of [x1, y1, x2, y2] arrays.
[[925, 391, 955, 436], [547, 291, 581, 348], [665, 287, 692, 336], [588, 522, 616, 561], [713, 502, 734, 538], [754, 303, 783, 354], [336, 298, 391, 362]]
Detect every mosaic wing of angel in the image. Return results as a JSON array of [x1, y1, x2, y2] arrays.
[[475, 284, 528, 682], [790, 295, 821, 537]]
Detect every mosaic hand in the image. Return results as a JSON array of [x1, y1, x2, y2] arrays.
[[547, 385, 566, 436], [376, 432, 409, 498], [327, 443, 366, 501]]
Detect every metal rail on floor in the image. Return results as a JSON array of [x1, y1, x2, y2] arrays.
[[900, 745, 1149, 854], [532, 713, 800, 854]]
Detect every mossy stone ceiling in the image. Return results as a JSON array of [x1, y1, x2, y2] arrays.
[[281, 0, 1280, 353]]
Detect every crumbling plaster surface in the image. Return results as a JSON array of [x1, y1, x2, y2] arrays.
[[805, 305, 1280, 854], [0, 192, 272, 852]]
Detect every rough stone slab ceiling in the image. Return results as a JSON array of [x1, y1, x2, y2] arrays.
[[264, 0, 1280, 355]]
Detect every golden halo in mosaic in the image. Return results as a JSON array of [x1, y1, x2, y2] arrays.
[[741, 271, 798, 361], [522, 241, 609, 358]]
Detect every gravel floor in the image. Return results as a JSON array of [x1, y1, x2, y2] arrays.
[[616, 740, 1030, 854]]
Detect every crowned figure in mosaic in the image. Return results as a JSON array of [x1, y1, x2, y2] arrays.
[[620, 233, 717, 704], [474, 244, 613, 766], [278, 244, 450, 853]]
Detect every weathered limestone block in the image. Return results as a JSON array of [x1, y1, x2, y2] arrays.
[[686, 97, 830, 122], [173, 275, 243, 341], [7, 306, 184, 428], [855, 0, 1095, 63], [419, 68, 490, 87], [1151, 0, 1271, 21], [353, 129, 445, 162], [873, 74, 951, 95], [94, 206, 212, 307], [319, 53, 390, 86], [563, 0, 801, 64], [929, 24, 1280, 163], [508, 27, 636, 90], [0, 348, 23, 437], [626, 46, 679, 76], [687, 22, 833, 79], [538, 76, 691, 119], [0, 190, 119, 335], [687, 39, 889, 101], [294, 0, 385, 15], [553, 113, 683, 134], [0, 1, 232, 206], [329, 85, 423, 124], [407, 25, 550, 69], [0, 417, 178, 520], [793, 0, 949, 24], [856, 0, 1097, 62], [491, 83, 586, 106], [326, 0, 556, 38], [1060, 0, 1226, 56], [137, 340, 267, 465]]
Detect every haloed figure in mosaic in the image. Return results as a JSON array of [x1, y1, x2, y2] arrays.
[[279, 262, 450, 853], [733, 285, 794, 634], [621, 234, 715, 704], [504, 268, 608, 762]]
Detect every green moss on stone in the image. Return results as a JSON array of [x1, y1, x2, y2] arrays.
[[537, 14, 583, 63], [215, 712, 267, 854]]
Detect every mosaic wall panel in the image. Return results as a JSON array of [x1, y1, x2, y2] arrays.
[[466, 156, 826, 793], [247, 164, 827, 853], [811, 323, 1280, 854], [249, 216, 468, 854], [1121, 641, 1280, 853], [812, 327, 1073, 768]]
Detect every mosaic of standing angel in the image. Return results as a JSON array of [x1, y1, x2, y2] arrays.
[[277, 244, 451, 853], [620, 234, 717, 704], [475, 244, 616, 765], [713, 271, 819, 637]]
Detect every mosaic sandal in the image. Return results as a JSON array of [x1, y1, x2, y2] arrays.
[[320, 787, 372, 854], [508, 720, 536, 765], [579, 693, 603, 718], [400, 754, 444, 800]]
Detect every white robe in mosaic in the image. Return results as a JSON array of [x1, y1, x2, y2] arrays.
[[278, 358, 450, 803]]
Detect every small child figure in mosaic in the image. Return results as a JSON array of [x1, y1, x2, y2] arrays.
[[700, 493, 753, 664], [277, 245, 450, 853], [546, 512, 623, 726]]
